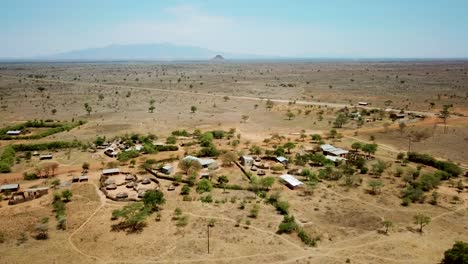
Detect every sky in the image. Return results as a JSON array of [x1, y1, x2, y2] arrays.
[[2, 0, 468, 58]]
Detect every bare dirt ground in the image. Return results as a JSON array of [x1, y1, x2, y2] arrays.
[[0, 61, 467, 264]]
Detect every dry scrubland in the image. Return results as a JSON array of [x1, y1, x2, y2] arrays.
[[0, 61, 467, 264]]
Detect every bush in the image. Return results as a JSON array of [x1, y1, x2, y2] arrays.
[[171, 130, 190, 137], [442, 241, 468, 264], [155, 145, 178, 151], [0, 162, 11, 173], [200, 194, 213, 203], [198, 145, 219, 157], [275, 201, 290, 215], [118, 150, 140, 162], [196, 179, 213, 193], [166, 136, 177, 144], [211, 130, 225, 139], [277, 215, 297, 234], [297, 229, 318, 247], [23, 172, 38, 180]]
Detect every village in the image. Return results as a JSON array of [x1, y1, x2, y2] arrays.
[[0, 61, 467, 264]]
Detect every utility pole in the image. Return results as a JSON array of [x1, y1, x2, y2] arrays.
[[207, 224, 210, 254]]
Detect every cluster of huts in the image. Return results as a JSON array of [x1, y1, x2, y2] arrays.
[[1, 183, 50, 205], [101, 168, 156, 200]]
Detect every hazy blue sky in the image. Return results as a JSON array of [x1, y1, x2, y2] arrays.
[[2, 0, 468, 58]]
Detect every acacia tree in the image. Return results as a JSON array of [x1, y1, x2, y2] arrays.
[[286, 111, 295, 120], [414, 213, 431, 233], [149, 99, 155, 113], [178, 159, 202, 175], [217, 175, 229, 193], [283, 142, 296, 154], [111, 202, 151, 233], [362, 143, 378, 158], [241, 115, 249, 123], [84, 103, 92, 115], [333, 113, 348, 128], [351, 142, 362, 152], [368, 179, 383, 194], [220, 151, 238, 166], [382, 220, 393, 234], [440, 104, 451, 134], [190, 106, 197, 113]]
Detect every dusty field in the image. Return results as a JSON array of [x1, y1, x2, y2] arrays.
[[0, 61, 467, 264]]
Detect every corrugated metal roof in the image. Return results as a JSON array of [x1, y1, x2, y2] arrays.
[[280, 174, 303, 187], [102, 168, 120, 174], [0, 183, 19, 190]]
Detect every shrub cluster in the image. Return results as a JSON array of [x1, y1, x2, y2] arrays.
[[12, 140, 82, 151], [407, 152, 462, 177], [0, 120, 85, 140], [0, 146, 16, 173]]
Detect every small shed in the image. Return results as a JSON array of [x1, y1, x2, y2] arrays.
[[240, 156, 254, 166], [6, 130, 21, 136], [161, 165, 173, 175], [79, 175, 89, 182], [280, 174, 304, 189], [358, 102, 369, 106], [39, 154, 53, 160], [200, 172, 210, 179], [0, 183, 20, 193], [276, 156, 288, 164], [102, 168, 120, 176], [72, 176, 80, 183]]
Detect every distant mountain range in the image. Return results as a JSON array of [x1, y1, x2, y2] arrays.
[[31, 43, 261, 61]]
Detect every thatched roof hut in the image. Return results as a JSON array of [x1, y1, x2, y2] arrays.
[[141, 178, 151, 185], [106, 183, 117, 190], [257, 170, 266, 176], [116, 192, 128, 199], [137, 190, 146, 198], [125, 174, 135, 181], [126, 182, 136, 188]]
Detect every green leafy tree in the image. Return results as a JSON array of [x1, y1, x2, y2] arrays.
[[190, 105, 197, 113], [283, 142, 296, 154], [362, 143, 378, 157], [61, 189, 73, 202], [142, 190, 165, 211], [82, 162, 90, 171], [351, 142, 362, 152], [196, 179, 213, 193], [333, 113, 348, 128]]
